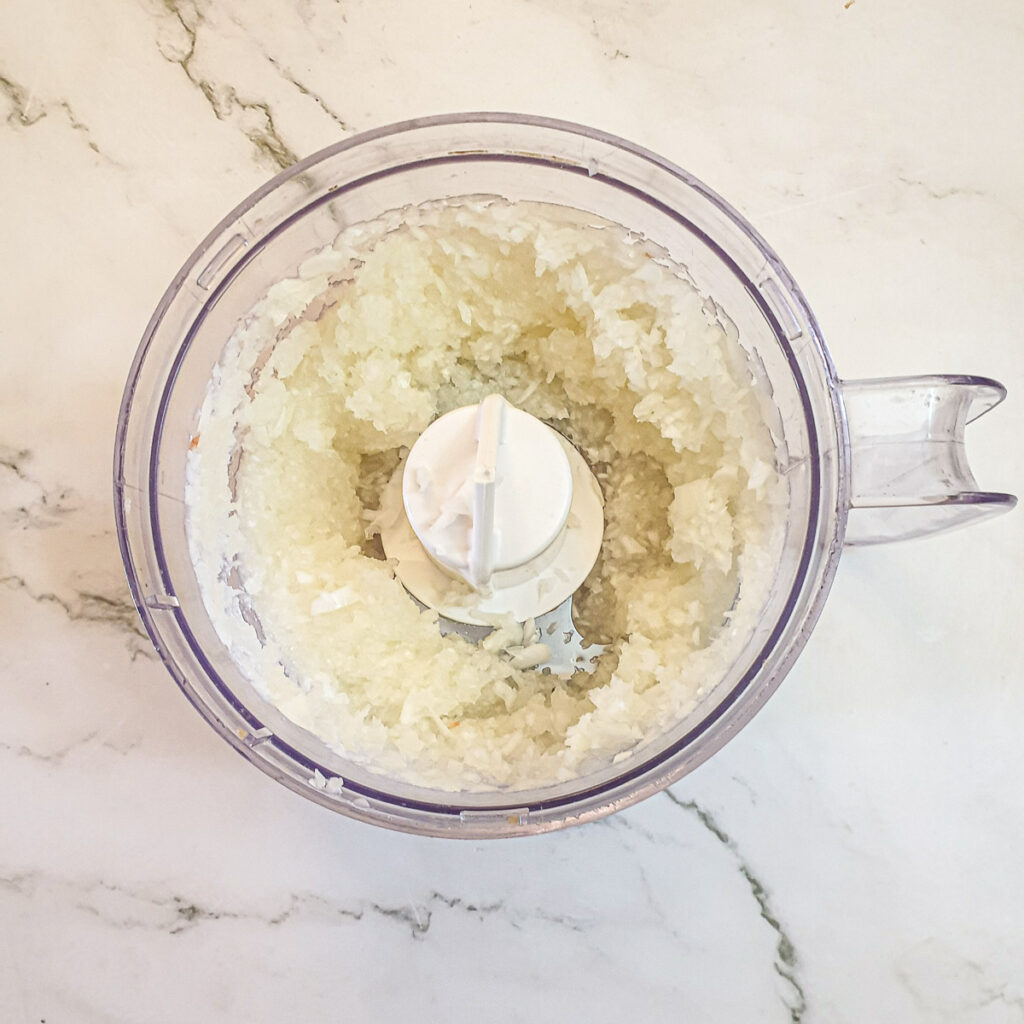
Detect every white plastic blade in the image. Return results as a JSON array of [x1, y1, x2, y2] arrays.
[[468, 394, 506, 588]]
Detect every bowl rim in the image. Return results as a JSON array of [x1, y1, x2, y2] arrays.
[[114, 112, 849, 836]]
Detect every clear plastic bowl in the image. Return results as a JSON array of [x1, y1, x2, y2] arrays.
[[114, 114, 1013, 837]]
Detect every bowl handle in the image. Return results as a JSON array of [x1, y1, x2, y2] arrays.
[[840, 375, 1016, 545]]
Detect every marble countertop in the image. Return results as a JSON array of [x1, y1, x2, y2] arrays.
[[2, 1, 1022, 1020]]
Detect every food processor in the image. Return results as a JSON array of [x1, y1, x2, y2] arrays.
[[114, 114, 1015, 837]]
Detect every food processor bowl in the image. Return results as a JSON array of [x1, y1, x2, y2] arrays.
[[114, 114, 1014, 837]]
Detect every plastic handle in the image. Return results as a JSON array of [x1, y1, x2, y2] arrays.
[[468, 394, 506, 587], [841, 375, 1016, 545]]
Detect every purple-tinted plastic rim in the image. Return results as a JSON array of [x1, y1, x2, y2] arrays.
[[114, 113, 845, 823]]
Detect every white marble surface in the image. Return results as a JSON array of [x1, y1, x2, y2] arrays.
[[1, 0, 1022, 1020]]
